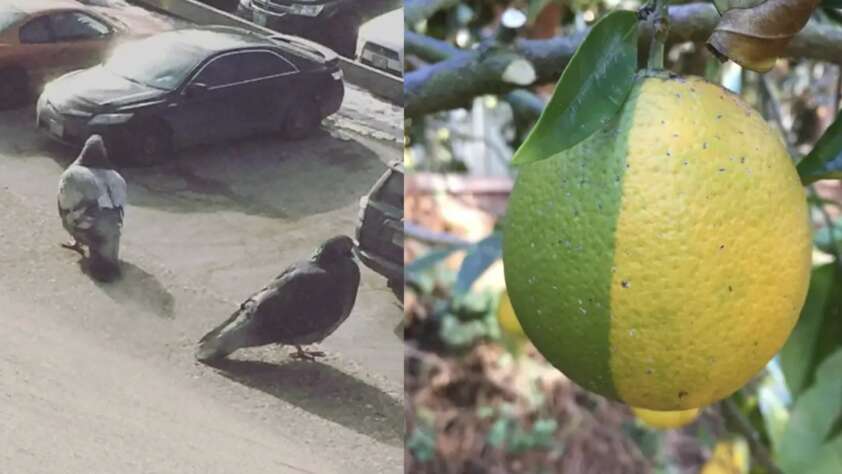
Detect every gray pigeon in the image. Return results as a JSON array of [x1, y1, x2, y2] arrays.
[[57, 135, 127, 281], [196, 235, 361, 363]]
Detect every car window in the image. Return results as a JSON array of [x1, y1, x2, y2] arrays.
[[0, 11, 26, 34], [19, 16, 53, 44], [192, 54, 241, 88], [193, 51, 295, 88], [374, 170, 404, 207], [237, 51, 296, 79], [50, 12, 110, 41]]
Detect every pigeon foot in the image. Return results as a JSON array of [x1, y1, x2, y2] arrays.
[[61, 240, 86, 256], [291, 346, 325, 361]]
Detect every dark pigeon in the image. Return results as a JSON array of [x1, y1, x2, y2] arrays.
[[196, 235, 361, 363], [57, 135, 127, 281]]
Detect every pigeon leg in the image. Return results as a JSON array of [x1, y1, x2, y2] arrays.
[[291, 345, 326, 361], [61, 239, 86, 256]]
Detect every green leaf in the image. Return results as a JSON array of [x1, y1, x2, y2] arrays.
[[780, 264, 840, 396], [511, 10, 639, 165], [811, 435, 842, 474], [778, 348, 842, 473], [813, 217, 842, 255], [823, 0, 842, 8], [454, 233, 502, 295], [487, 418, 511, 448], [798, 113, 842, 184]]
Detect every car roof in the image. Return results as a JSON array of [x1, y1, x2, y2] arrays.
[[155, 26, 276, 55], [4, 0, 88, 14]]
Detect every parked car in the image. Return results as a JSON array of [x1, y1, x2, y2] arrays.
[[356, 160, 404, 298], [36, 26, 344, 164], [356, 8, 402, 77], [0, 0, 170, 109], [236, 0, 400, 59]]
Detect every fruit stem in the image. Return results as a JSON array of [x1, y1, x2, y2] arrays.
[[646, 0, 670, 70]]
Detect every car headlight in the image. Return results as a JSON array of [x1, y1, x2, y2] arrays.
[[89, 113, 134, 126], [289, 4, 324, 16]]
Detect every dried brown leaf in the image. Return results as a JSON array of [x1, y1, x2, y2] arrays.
[[706, 0, 820, 72]]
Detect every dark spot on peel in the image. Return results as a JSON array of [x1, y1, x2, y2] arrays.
[[720, 244, 725, 250], [678, 391, 688, 399], [621, 280, 630, 289], [728, 285, 733, 292]]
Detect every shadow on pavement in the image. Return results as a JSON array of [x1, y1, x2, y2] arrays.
[[81, 259, 176, 319], [210, 358, 403, 447]]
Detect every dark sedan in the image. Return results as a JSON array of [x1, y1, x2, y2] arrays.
[[236, 0, 400, 58], [36, 26, 344, 164]]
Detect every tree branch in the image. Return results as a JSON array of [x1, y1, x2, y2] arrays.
[[405, 3, 842, 118], [406, 32, 546, 121], [405, 0, 460, 26], [721, 399, 783, 474]]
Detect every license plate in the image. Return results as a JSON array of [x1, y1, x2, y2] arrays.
[[373, 55, 388, 69], [254, 11, 268, 26], [48, 119, 63, 139]]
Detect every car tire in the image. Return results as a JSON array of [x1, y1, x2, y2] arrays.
[[388, 278, 404, 302], [283, 102, 320, 140], [0, 68, 29, 110], [126, 120, 173, 166]]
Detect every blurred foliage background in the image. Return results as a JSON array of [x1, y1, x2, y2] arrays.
[[403, 1, 842, 473]]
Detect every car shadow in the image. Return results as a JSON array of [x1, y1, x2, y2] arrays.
[[0, 107, 389, 221], [78, 257, 176, 319], [208, 358, 403, 447], [119, 129, 386, 220]]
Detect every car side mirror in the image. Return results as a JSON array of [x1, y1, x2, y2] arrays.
[[185, 82, 209, 99]]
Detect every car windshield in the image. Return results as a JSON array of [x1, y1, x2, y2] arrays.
[[0, 11, 25, 34], [104, 37, 204, 90]]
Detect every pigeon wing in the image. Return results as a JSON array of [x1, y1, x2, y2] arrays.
[[250, 263, 344, 345], [57, 165, 103, 232]]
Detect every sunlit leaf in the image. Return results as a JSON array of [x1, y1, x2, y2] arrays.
[[798, 112, 842, 184], [779, 264, 840, 396], [511, 10, 638, 165], [707, 0, 821, 73], [778, 348, 842, 473]]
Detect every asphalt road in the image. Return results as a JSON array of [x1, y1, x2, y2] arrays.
[[0, 88, 403, 473]]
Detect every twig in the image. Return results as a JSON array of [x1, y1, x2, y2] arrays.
[[406, 3, 842, 117], [405, 222, 471, 247], [405, 0, 460, 26], [646, 0, 670, 69], [721, 399, 783, 474]]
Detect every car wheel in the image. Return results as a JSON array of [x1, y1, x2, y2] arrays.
[[0, 68, 29, 110], [388, 278, 404, 302], [283, 103, 320, 140], [127, 120, 173, 166]]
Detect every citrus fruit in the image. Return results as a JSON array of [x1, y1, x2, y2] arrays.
[[700, 438, 750, 474], [632, 406, 700, 429], [503, 73, 812, 410], [497, 289, 527, 339]]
